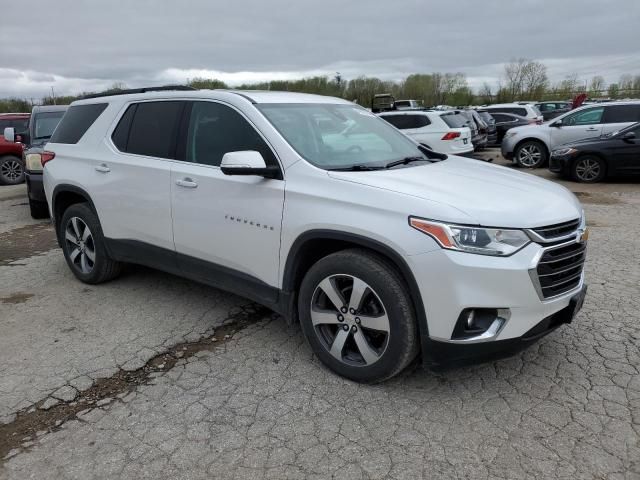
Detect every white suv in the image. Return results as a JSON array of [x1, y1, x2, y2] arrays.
[[43, 88, 588, 382], [378, 110, 473, 155]]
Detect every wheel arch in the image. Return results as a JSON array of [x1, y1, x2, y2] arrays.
[[281, 230, 430, 351], [51, 184, 99, 244], [514, 137, 550, 158]]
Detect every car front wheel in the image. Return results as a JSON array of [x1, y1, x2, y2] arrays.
[[515, 140, 547, 168], [298, 249, 419, 383], [572, 155, 606, 183]]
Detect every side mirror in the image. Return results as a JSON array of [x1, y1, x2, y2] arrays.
[[552, 120, 563, 127], [621, 131, 636, 141], [3, 127, 15, 142], [220, 151, 281, 179]]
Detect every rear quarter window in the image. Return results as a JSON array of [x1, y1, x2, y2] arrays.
[[50, 104, 107, 144]]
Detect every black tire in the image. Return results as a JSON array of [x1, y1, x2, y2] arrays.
[[298, 249, 419, 383], [60, 203, 122, 284], [29, 199, 49, 219], [572, 155, 606, 183], [0, 155, 25, 185], [514, 140, 548, 168]]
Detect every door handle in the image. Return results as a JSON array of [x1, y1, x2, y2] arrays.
[[585, 127, 598, 131], [95, 163, 110, 173], [175, 178, 198, 188]]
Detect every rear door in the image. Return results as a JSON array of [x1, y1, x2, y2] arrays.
[[170, 100, 285, 299], [96, 100, 183, 252], [550, 106, 604, 147], [601, 105, 640, 135], [612, 124, 640, 173]]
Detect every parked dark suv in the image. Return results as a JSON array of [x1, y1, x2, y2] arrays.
[[3, 106, 67, 217], [535, 102, 571, 121]]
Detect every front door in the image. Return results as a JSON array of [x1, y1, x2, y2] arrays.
[[170, 100, 285, 303], [550, 106, 604, 147]]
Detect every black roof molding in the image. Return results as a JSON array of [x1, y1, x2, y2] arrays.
[[80, 85, 196, 100]]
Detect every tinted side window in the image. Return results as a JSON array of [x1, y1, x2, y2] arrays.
[[603, 105, 640, 124], [563, 107, 604, 126], [0, 119, 29, 132], [125, 101, 183, 159], [50, 104, 106, 144], [111, 104, 136, 151], [491, 113, 509, 122], [183, 101, 277, 167]]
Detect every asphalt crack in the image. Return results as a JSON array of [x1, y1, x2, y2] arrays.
[[0, 303, 275, 461]]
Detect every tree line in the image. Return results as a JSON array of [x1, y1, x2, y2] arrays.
[[1, 59, 639, 113]]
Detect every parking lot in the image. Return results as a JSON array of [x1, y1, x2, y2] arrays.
[[1, 150, 639, 479]]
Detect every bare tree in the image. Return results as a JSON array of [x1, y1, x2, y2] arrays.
[[478, 83, 493, 104], [589, 76, 605, 96], [503, 59, 547, 100]]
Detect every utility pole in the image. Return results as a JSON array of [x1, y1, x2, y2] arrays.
[[50, 86, 56, 105]]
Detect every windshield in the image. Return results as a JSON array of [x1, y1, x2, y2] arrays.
[[257, 103, 432, 170], [440, 112, 469, 128], [34, 111, 66, 139]]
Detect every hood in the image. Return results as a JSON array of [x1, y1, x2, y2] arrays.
[[327, 156, 582, 228]]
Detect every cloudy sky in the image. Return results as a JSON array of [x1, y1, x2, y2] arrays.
[[1, 0, 638, 98]]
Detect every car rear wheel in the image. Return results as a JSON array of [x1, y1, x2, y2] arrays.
[[60, 203, 122, 284], [572, 155, 606, 183], [0, 156, 25, 185], [515, 140, 547, 168], [298, 249, 418, 383]]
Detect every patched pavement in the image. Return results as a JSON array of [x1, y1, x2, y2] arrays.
[[1, 159, 640, 479]]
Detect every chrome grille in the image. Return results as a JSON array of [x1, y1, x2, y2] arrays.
[[531, 218, 581, 241], [533, 241, 586, 299]]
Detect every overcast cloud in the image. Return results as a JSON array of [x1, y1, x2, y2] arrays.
[[1, 0, 638, 98]]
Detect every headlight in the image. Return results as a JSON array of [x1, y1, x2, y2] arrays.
[[504, 131, 517, 139], [552, 147, 577, 156], [25, 153, 43, 171], [409, 217, 530, 256]]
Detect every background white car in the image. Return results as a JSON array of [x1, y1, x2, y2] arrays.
[[379, 110, 473, 155], [502, 101, 640, 167]]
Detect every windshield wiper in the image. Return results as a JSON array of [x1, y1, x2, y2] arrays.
[[328, 164, 385, 171], [384, 156, 429, 169]]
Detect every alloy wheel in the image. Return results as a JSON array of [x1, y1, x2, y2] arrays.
[[517, 144, 542, 167], [575, 157, 601, 182], [64, 217, 96, 274], [310, 274, 390, 367], [1, 159, 23, 182]]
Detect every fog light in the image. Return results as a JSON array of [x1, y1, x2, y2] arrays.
[[451, 308, 510, 341]]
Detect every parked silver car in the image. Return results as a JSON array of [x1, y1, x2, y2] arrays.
[[501, 102, 640, 168]]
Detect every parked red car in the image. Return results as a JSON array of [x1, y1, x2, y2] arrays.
[[0, 113, 30, 184]]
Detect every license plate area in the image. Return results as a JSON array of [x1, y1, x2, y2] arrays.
[[568, 285, 587, 322]]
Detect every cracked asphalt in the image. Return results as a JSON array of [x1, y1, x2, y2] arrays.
[[1, 156, 640, 479]]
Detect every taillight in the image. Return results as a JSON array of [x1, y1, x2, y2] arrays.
[[41, 151, 55, 167], [441, 132, 461, 140]]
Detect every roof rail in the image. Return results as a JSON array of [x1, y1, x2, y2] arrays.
[[80, 85, 196, 100]]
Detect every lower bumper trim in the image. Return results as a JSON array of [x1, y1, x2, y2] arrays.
[[422, 299, 579, 370]]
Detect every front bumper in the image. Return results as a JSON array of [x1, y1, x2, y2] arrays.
[[549, 154, 573, 173], [424, 290, 584, 368], [407, 242, 585, 365], [25, 171, 46, 202]]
